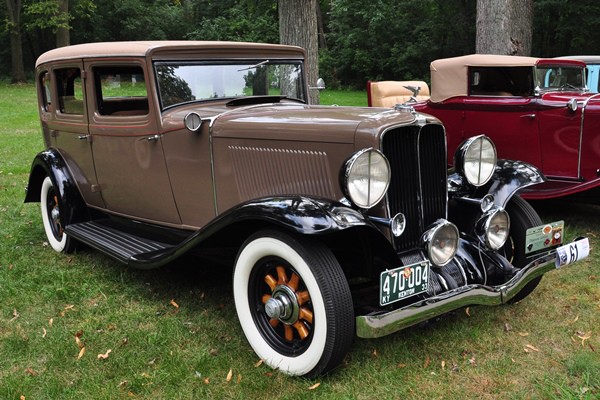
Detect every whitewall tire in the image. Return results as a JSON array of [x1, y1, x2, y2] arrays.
[[233, 230, 354, 377]]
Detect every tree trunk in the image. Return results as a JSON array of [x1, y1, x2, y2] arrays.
[[56, 0, 70, 47], [278, 0, 320, 104], [476, 0, 533, 56], [6, 0, 26, 83]]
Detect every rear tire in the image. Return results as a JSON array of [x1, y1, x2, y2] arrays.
[[233, 230, 354, 377], [41, 176, 76, 253]]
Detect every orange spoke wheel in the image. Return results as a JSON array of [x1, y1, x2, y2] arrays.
[[250, 259, 315, 355]]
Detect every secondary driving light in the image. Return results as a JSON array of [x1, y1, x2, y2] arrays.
[[421, 219, 459, 267], [342, 148, 391, 209], [455, 135, 497, 187], [481, 209, 510, 250]]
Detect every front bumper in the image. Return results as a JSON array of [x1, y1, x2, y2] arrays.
[[356, 239, 588, 338]]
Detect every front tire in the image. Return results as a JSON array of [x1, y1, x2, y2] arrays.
[[503, 195, 543, 303], [233, 230, 354, 377], [41, 176, 76, 253]]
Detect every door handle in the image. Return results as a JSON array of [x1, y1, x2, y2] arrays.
[[77, 134, 92, 142], [146, 134, 160, 142], [520, 114, 536, 119]]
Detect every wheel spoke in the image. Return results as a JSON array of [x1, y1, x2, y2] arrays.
[[296, 290, 310, 305], [299, 307, 313, 324], [293, 321, 309, 340], [264, 274, 277, 291], [269, 319, 280, 328], [284, 325, 294, 341], [276, 265, 288, 285], [288, 273, 300, 291], [261, 294, 271, 304]]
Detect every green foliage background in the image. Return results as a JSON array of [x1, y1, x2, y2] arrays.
[[3, 0, 600, 87]]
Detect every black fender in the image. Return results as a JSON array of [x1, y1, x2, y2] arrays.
[[133, 196, 393, 267], [24, 149, 89, 225], [449, 159, 545, 209]]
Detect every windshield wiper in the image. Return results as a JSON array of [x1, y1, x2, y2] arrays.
[[237, 60, 269, 72]]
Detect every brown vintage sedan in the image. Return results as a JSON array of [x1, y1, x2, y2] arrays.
[[26, 41, 589, 377]]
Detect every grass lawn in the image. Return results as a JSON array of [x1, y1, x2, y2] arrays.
[[0, 82, 598, 399]]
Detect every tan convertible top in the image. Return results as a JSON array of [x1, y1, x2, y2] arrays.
[[430, 54, 541, 102], [36, 41, 304, 67]]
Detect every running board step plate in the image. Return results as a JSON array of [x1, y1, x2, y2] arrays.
[[65, 220, 173, 264]]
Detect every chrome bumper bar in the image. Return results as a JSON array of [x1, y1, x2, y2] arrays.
[[356, 250, 561, 339]]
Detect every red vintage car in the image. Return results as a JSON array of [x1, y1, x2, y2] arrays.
[[368, 54, 600, 201]]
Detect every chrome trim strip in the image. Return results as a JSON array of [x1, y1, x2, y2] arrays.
[[579, 93, 600, 178], [356, 251, 557, 338]]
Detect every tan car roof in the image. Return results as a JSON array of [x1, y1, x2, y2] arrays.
[[36, 41, 304, 67], [430, 54, 540, 102]]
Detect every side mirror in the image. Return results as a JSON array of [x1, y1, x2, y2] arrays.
[[567, 98, 578, 112], [309, 78, 326, 91]]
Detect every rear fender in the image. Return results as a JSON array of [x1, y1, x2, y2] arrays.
[[24, 149, 89, 225]]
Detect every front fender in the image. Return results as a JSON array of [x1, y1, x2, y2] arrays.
[[450, 160, 545, 209], [132, 196, 388, 267], [483, 160, 546, 208]]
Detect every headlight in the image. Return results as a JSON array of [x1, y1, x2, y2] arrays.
[[481, 209, 510, 250], [454, 135, 497, 186], [342, 148, 390, 209], [422, 219, 459, 267]]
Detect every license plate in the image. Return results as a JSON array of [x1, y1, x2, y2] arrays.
[[380, 261, 430, 306]]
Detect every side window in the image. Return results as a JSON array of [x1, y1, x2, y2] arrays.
[[56, 68, 84, 114], [94, 66, 148, 116], [470, 67, 532, 97], [40, 71, 52, 112]]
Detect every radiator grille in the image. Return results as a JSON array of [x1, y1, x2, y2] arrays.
[[382, 124, 447, 250]]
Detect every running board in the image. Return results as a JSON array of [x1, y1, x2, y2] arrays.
[[65, 220, 174, 265]]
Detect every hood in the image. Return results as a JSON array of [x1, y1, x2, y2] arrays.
[[209, 102, 422, 144]]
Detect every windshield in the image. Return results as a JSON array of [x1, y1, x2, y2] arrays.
[[154, 60, 306, 109], [536, 65, 586, 91]]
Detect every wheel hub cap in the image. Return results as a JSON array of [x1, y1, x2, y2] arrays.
[[265, 285, 299, 324]]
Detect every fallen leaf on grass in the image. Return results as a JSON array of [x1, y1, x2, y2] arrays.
[[25, 367, 38, 376], [60, 305, 75, 317], [465, 307, 471, 317], [77, 347, 86, 360], [571, 315, 579, 324], [504, 322, 512, 332], [524, 344, 540, 352], [10, 309, 19, 322], [170, 299, 179, 309], [97, 349, 112, 359], [226, 369, 233, 382], [372, 349, 378, 358], [237, 374, 242, 384], [42, 328, 47, 338], [575, 331, 592, 346], [203, 378, 210, 385], [469, 356, 477, 366], [75, 331, 84, 348], [423, 355, 431, 368], [308, 382, 321, 390], [254, 359, 264, 367], [518, 332, 529, 337], [397, 363, 407, 369], [49, 318, 53, 327], [441, 360, 446, 370]]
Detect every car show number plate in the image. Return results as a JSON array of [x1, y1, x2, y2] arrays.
[[380, 261, 430, 306]]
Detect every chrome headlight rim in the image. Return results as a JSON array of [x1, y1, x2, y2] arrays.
[[342, 148, 391, 209], [480, 209, 511, 250], [422, 219, 459, 267], [454, 135, 497, 187]]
